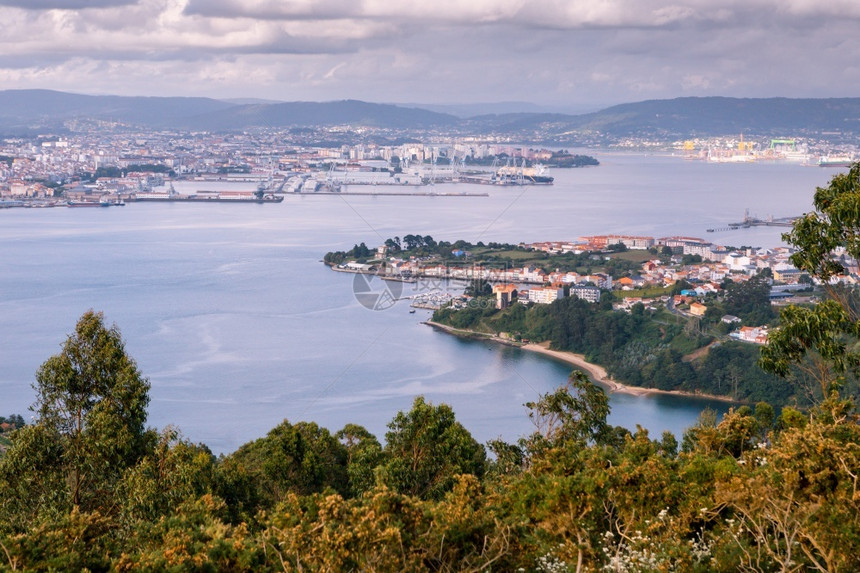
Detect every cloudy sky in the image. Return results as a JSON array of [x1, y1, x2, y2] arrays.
[[1, 0, 858, 110]]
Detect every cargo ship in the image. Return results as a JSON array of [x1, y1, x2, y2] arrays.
[[67, 200, 110, 208], [818, 155, 855, 168], [131, 184, 283, 203], [494, 162, 554, 185], [68, 197, 124, 207]]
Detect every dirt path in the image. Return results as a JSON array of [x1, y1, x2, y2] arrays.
[[682, 339, 720, 363]]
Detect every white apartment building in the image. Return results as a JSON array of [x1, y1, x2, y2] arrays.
[[570, 286, 601, 303], [527, 286, 565, 304]]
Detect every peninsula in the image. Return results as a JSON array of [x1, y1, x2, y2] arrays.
[[325, 231, 852, 407]]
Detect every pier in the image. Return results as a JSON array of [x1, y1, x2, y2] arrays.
[[295, 190, 489, 197], [707, 210, 798, 232]]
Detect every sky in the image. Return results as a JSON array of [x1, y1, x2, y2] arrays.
[[0, 0, 858, 110]]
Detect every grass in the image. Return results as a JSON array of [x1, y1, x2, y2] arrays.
[[606, 250, 656, 263], [613, 286, 673, 299], [467, 248, 578, 269], [482, 249, 545, 261]]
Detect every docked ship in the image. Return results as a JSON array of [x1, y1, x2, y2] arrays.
[[67, 200, 109, 208], [818, 155, 855, 168], [494, 161, 554, 184], [132, 183, 283, 203], [68, 196, 123, 207]]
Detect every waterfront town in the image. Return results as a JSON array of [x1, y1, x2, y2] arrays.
[[4, 123, 856, 345], [333, 232, 855, 346], [0, 124, 857, 205], [0, 130, 573, 204]]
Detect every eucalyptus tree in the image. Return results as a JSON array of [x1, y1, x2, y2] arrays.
[[0, 310, 153, 527], [380, 396, 486, 500], [760, 162, 860, 400]]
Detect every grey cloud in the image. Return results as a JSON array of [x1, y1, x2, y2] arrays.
[[0, 37, 356, 68], [0, 0, 137, 8], [182, 1, 860, 30], [0, 0, 857, 108], [183, 0, 359, 21]]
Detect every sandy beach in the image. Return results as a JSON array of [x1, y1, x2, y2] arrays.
[[519, 342, 656, 396], [425, 321, 737, 402]]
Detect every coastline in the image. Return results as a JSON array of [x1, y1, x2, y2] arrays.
[[424, 320, 737, 403]]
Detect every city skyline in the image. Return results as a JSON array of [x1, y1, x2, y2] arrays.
[[0, 0, 858, 110]]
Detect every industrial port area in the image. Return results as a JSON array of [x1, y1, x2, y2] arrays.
[[0, 132, 568, 208], [0, 124, 856, 209]]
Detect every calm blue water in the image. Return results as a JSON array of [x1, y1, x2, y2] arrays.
[[0, 154, 841, 453]]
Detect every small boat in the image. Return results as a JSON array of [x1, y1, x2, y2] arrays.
[[409, 309, 416, 314]]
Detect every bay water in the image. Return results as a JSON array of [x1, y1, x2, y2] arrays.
[[0, 154, 840, 453]]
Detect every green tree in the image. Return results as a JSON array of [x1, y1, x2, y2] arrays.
[[671, 279, 694, 295], [716, 399, 860, 572], [380, 397, 486, 500], [335, 423, 384, 496], [722, 275, 775, 325], [464, 277, 493, 297], [221, 420, 349, 510], [118, 427, 215, 525], [524, 370, 610, 450], [403, 234, 422, 250], [117, 495, 263, 571], [0, 310, 152, 527], [761, 162, 860, 400]]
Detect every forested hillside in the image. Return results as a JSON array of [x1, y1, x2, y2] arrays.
[[1, 166, 860, 570], [433, 291, 800, 405], [0, 311, 857, 570]]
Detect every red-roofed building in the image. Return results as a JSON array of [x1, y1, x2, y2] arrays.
[[493, 283, 517, 309]]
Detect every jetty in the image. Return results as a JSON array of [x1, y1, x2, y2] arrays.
[[295, 191, 488, 197], [707, 210, 798, 232]]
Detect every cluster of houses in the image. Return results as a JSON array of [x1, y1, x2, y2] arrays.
[[366, 250, 615, 291], [1, 179, 52, 198], [527, 235, 860, 287], [337, 235, 860, 346], [492, 283, 602, 309], [0, 170, 163, 202], [730, 326, 770, 344], [340, 257, 607, 309], [0, 126, 581, 204]]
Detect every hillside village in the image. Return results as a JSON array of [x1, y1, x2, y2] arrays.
[[332, 232, 853, 346]]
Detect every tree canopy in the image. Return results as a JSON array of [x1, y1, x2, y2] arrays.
[[761, 163, 860, 401], [379, 396, 486, 500], [0, 310, 152, 527]]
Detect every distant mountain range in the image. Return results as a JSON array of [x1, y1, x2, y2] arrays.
[[181, 99, 459, 131], [565, 97, 860, 136], [1, 89, 859, 140], [0, 90, 235, 133]]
